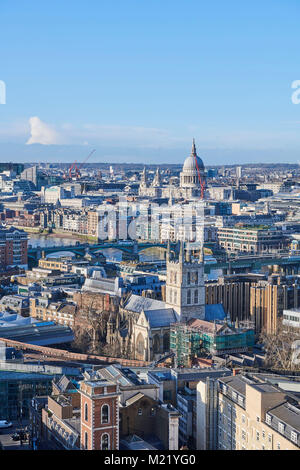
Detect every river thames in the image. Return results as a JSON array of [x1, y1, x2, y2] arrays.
[[27, 234, 165, 263]]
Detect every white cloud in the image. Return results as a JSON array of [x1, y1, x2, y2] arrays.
[[26, 116, 61, 145]]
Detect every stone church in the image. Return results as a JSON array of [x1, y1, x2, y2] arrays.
[[106, 241, 206, 362], [138, 139, 205, 200]]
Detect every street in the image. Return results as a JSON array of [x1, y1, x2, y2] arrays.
[[0, 420, 30, 451]]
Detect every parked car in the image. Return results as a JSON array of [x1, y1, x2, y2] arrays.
[[0, 420, 13, 429]]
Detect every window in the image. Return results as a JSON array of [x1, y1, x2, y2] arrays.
[[238, 396, 244, 407], [138, 408, 142, 416], [163, 390, 172, 401], [256, 431, 260, 441], [194, 289, 198, 304], [278, 422, 285, 434], [101, 433, 110, 450], [187, 289, 191, 304], [277, 442, 280, 450], [84, 403, 88, 422], [291, 431, 298, 444], [241, 414, 246, 424], [84, 431, 88, 449], [266, 414, 271, 425], [101, 404, 109, 424]]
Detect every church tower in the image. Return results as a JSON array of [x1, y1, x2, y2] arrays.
[[152, 167, 161, 187], [165, 241, 205, 322]]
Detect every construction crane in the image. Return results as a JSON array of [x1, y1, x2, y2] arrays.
[[67, 149, 96, 180], [191, 138, 205, 199]]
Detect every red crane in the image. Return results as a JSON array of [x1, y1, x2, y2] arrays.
[[191, 139, 205, 199], [68, 149, 96, 180]]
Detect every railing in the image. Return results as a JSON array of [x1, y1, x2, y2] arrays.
[[0, 337, 152, 367]]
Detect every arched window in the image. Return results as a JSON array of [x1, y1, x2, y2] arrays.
[[194, 289, 198, 304], [163, 333, 169, 352], [187, 289, 191, 304], [84, 431, 88, 449], [187, 273, 191, 285], [101, 433, 110, 450], [101, 404, 109, 424], [84, 403, 88, 422]]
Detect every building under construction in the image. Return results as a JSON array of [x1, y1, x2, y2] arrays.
[[170, 318, 255, 367]]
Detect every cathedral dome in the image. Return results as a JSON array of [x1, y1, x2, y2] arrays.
[[180, 139, 205, 191], [182, 139, 204, 172], [183, 155, 204, 171]]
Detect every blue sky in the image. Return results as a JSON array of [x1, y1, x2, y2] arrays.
[[0, 0, 300, 164]]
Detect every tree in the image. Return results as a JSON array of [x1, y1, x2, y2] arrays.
[[259, 318, 300, 371]]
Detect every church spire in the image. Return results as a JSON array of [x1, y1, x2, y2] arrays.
[[191, 138, 197, 157]]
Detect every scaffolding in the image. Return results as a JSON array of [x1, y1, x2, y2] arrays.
[[170, 321, 255, 367], [170, 323, 204, 367]]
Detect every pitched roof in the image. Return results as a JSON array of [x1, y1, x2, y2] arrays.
[[125, 392, 145, 407], [144, 308, 178, 328], [205, 304, 226, 321], [187, 318, 224, 334], [124, 294, 166, 313]]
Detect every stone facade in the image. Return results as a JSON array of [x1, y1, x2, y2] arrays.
[[165, 241, 205, 321]]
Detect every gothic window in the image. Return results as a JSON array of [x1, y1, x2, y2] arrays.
[[163, 333, 169, 351], [174, 290, 177, 304], [194, 289, 198, 304], [153, 334, 160, 354], [84, 431, 88, 449], [101, 404, 109, 424], [187, 289, 191, 304], [195, 272, 198, 284], [84, 403, 88, 422], [136, 333, 145, 356], [101, 433, 110, 450], [174, 272, 177, 284], [187, 273, 191, 285]]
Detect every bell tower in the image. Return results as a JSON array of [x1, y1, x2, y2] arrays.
[[165, 241, 205, 322]]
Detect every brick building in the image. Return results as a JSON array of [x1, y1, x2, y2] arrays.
[[0, 226, 28, 269], [80, 378, 120, 450]]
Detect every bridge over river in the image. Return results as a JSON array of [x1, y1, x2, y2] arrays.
[[28, 240, 300, 276]]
